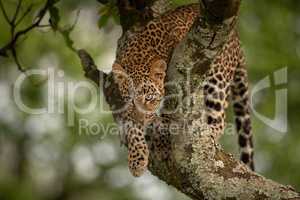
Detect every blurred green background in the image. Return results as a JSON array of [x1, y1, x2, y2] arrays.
[[0, 0, 299, 200]]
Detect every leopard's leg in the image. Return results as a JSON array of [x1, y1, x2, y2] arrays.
[[203, 71, 230, 140], [231, 56, 254, 170], [201, 31, 252, 142], [147, 116, 172, 161], [125, 121, 149, 177]]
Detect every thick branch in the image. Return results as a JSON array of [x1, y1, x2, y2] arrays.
[[77, 49, 106, 85], [146, 1, 300, 199]]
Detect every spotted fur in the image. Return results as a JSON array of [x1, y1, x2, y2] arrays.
[[112, 4, 254, 177]]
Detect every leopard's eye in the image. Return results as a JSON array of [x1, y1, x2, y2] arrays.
[[145, 93, 157, 102], [154, 72, 164, 80]]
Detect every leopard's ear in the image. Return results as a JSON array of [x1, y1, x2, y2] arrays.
[[112, 62, 127, 83], [112, 62, 124, 72], [150, 59, 167, 82], [151, 59, 167, 72]]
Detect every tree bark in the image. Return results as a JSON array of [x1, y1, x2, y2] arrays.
[[78, 0, 300, 199]]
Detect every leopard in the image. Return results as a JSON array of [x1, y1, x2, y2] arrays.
[[111, 3, 254, 177]]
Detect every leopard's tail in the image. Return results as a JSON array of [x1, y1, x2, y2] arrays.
[[231, 58, 254, 171]]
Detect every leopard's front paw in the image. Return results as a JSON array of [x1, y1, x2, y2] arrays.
[[128, 142, 149, 177]]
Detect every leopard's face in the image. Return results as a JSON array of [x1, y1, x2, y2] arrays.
[[134, 78, 163, 114]]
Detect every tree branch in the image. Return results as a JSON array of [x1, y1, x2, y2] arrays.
[[0, 0, 52, 71], [77, 49, 107, 85], [78, 0, 300, 199], [15, 3, 34, 26], [11, 0, 23, 26], [0, 0, 10, 24]]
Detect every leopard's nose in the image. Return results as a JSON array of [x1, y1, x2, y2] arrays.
[[134, 98, 153, 112], [135, 107, 146, 120]]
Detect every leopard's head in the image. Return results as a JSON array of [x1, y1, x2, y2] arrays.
[[113, 59, 167, 122], [134, 78, 162, 114]]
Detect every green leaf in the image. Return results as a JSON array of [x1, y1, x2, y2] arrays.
[[49, 6, 60, 31], [111, 6, 120, 25], [98, 15, 110, 28], [50, 9, 79, 53], [97, 3, 119, 28], [99, 4, 111, 15]]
